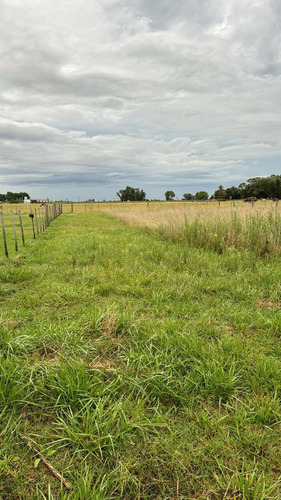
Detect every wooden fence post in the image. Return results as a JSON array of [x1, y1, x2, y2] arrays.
[[41, 208, 45, 230], [11, 211, 18, 252], [18, 211, 25, 246], [1, 212, 9, 257], [45, 205, 49, 228], [29, 213, 36, 239], [38, 208, 42, 232], [35, 209, 39, 235]]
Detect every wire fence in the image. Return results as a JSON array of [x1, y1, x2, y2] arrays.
[[0, 203, 63, 259]]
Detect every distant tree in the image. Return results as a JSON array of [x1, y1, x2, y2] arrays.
[[214, 185, 226, 200], [165, 190, 175, 201], [238, 183, 247, 198], [19, 192, 30, 201], [5, 191, 30, 203], [117, 186, 146, 202], [182, 193, 195, 200], [0, 194, 5, 202], [195, 191, 208, 201], [224, 186, 242, 199], [237, 176, 281, 199], [6, 191, 15, 202]]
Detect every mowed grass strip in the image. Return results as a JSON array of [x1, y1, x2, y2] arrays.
[[0, 213, 280, 499]]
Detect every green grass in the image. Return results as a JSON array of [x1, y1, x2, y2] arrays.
[[157, 210, 281, 256], [0, 213, 280, 499]]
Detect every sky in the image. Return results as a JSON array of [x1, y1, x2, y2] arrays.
[[0, 0, 281, 201]]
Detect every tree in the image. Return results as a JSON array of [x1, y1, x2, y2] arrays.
[[195, 191, 208, 201], [116, 186, 146, 202], [182, 193, 195, 200], [5, 191, 30, 202], [214, 185, 226, 200], [165, 190, 175, 201]]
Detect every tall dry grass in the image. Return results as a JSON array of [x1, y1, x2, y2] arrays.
[[99, 200, 281, 256]]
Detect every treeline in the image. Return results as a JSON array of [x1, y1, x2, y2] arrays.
[[117, 176, 281, 202], [213, 175, 281, 200], [0, 192, 30, 203]]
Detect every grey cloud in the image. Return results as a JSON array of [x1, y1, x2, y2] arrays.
[[0, 0, 280, 200], [126, 0, 219, 30], [0, 119, 63, 142]]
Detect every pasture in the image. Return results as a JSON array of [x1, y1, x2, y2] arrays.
[[0, 202, 280, 499]]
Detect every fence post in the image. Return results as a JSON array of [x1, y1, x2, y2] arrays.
[[1, 212, 9, 257], [18, 210, 25, 246], [29, 213, 36, 239], [41, 208, 45, 230], [11, 211, 18, 252], [35, 209, 39, 235], [45, 205, 49, 228], [38, 208, 42, 232]]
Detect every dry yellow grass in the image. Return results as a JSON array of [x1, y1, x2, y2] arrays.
[[97, 200, 281, 255], [99, 199, 279, 224]]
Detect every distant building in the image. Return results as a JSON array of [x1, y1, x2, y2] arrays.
[[24, 196, 49, 204]]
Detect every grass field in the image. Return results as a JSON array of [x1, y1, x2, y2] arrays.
[[0, 206, 280, 498]]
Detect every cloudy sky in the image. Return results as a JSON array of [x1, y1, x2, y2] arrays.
[[1, 0, 281, 200]]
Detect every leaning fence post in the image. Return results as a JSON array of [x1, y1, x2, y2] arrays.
[[18, 211, 25, 245], [1, 212, 9, 257], [11, 211, 18, 252]]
